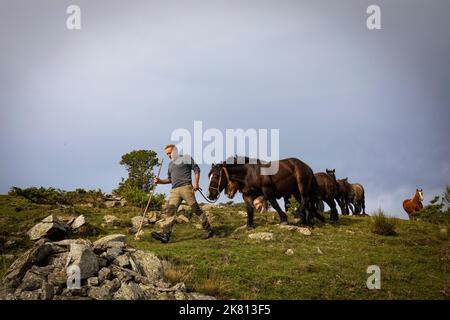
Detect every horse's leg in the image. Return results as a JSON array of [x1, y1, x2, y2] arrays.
[[361, 199, 367, 215], [268, 198, 288, 224], [313, 203, 326, 223], [336, 197, 344, 215], [349, 202, 355, 215], [342, 198, 350, 215], [326, 198, 339, 222], [246, 202, 255, 229], [243, 195, 255, 229]]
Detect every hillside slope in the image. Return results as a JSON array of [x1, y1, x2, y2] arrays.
[[0, 195, 448, 299]]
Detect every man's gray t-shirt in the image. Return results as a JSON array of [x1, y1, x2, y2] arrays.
[[168, 156, 200, 189]]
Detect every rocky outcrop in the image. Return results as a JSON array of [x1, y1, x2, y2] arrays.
[[27, 215, 68, 241], [0, 235, 214, 300], [27, 215, 97, 241]]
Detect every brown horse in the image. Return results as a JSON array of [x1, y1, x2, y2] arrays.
[[403, 189, 424, 215], [350, 183, 366, 215], [314, 172, 339, 222], [336, 178, 354, 215], [207, 156, 324, 227]]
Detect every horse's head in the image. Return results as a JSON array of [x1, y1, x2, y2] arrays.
[[416, 188, 424, 201], [326, 168, 336, 180], [207, 163, 235, 200]]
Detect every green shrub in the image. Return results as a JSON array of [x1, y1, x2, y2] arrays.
[[119, 185, 165, 210], [286, 196, 300, 216], [9, 186, 105, 207], [371, 210, 397, 236]]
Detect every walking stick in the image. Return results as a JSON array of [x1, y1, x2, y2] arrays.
[[134, 157, 164, 240]]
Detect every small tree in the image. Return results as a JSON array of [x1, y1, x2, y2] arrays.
[[115, 149, 159, 193]]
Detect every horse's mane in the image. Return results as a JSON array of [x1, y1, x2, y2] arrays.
[[221, 155, 263, 166]]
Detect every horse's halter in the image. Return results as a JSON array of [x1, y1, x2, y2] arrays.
[[208, 166, 233, 199]]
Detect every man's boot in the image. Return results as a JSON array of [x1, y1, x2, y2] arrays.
[[191, 202, 215, 240], [151, 231, 171, 243], [201, 228, 215, 240]]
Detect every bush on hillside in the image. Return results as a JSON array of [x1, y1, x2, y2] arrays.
[[371, 210, 397, 236], [119, 185, 165, 210], [8, 187, 104, 206]]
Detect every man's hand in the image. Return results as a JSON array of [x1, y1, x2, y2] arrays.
[[153, 177, 161, 185], [193, 183, 199, 191]]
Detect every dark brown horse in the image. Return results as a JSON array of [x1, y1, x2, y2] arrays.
[[207, 156, 324, 227], [326, 169, 344, 214], [336, 178, 354, 215], [350, 183, 366, 215], [314, 172, 339, 222]]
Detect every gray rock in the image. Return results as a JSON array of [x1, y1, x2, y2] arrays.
[[277, 224, 311, 235], [103, 215, 120, 227], [27, 215, 67, 241], [113, 282, 145, 300], [113, 254, 130, 268], [1, 240, 53, 288], [187, 292, 217, 300], [19, 270, 44, 291], [52, 239, 92, 248], [18, 290, 41, 300], [101, 278, 121, 294], [70, 215, 86, 230], [106, 241, 127, 249], [93, 234, 127, 253], [66, 243, 99, 279], [248, 232, 275, 241], [146, 211, 160, 223], [97, 267, 112, 283], [87, 277, 99, 286], [40, 281, 54, 300], [155, 216, 176, 230], [131, 216, 149, 229], [106, 247, 123, 257], [47, 268, 67, 287], [88, 286, 111, 300], [97, 257, 108, 268], [130, 250, 163, 282], [105, 200, 120, 208]]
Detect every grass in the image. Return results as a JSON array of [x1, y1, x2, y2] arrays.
[[1, 195, 449, 299]]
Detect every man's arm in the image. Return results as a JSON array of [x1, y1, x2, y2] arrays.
[[154, 167, 172, 185], [154, 177, 171, 184], [192, 159, 200, 191]]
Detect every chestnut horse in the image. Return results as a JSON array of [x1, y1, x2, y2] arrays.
[[403, 189, 424, 215]]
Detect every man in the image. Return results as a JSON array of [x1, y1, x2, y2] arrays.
[[151, 144, 215, 243]]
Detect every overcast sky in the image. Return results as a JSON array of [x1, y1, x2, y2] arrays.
[[1, 0, 449, 218]]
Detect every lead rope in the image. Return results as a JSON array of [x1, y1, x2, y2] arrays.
[[197, 187, 219, 203]]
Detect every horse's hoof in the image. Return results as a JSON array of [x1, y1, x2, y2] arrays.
[[279, 220, 288, 225], [246, 225, 255, 230]]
